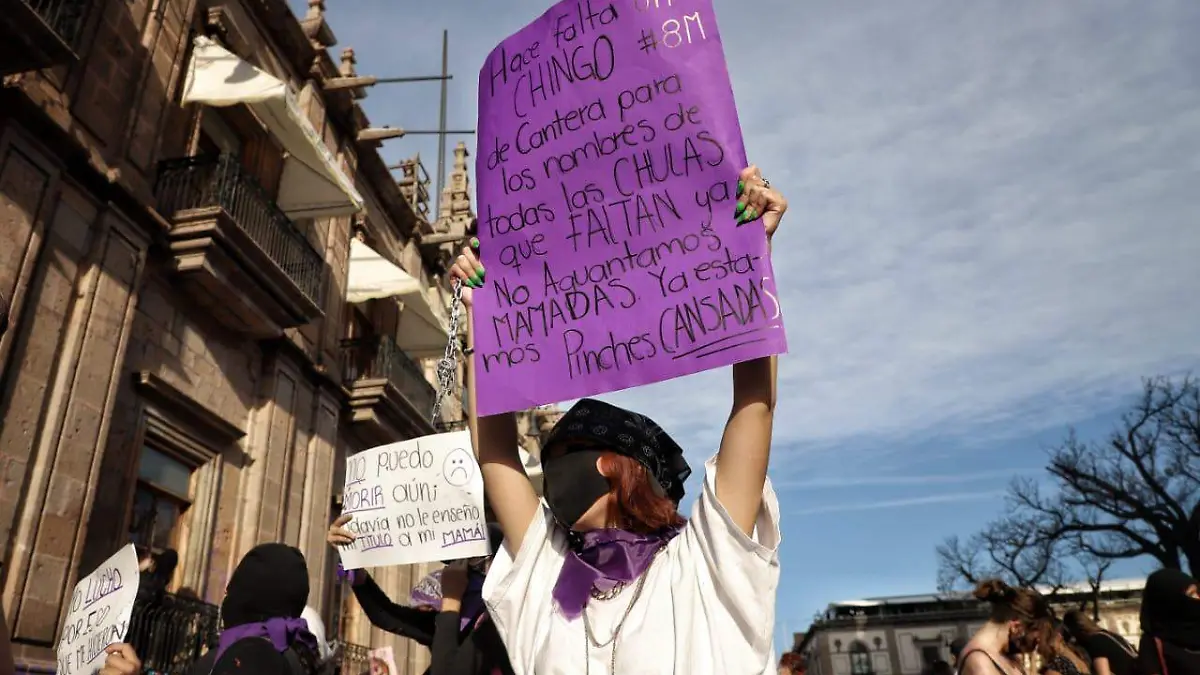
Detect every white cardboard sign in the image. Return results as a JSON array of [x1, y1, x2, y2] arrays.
[[337, 431, 489, 569], [56, 544, 140, 675]]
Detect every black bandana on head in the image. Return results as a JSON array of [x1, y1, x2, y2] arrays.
[[543, 399, 691, 503]]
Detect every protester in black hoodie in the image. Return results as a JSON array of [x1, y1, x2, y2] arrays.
[[328, 515, 514, 675], [188, 543, 321, 675], [1136, 568, 1200, 675]]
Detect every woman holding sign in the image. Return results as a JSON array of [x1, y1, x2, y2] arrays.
[[327, 520, 515, 675], [453, 165, 786, 675]]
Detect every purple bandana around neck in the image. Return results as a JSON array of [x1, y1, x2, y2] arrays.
[[553, 526, 681, 620], [212, 617, 318, 665]]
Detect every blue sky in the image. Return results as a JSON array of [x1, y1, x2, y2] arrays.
[[292, 0, 1200, 648]]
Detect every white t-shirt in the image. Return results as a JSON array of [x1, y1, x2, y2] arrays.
[[483, 455, 781, 675]]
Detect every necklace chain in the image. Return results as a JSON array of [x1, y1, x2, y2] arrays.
[[589, 581, 627, 601], [582, 547, 664, 674]]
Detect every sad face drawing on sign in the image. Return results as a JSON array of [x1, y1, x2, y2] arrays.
[[442, 447, 477, 487]]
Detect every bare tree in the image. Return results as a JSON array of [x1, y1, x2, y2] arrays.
[[1076, 547, 1113, 621], [939, 375, 1200, 590], [936, 502, 1067, 592]]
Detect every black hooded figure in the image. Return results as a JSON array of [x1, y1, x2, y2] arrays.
[[1136, 568, 1200, 675], [188, 543, 320, 675]]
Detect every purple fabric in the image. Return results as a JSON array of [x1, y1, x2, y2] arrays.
[[212, 617, 318, 665], [336, 562, 365, 586], [553, 526, 681, 620], [409, 569, 444, 609], [457, 574, 486, 631], [410, 569, 487, 631]]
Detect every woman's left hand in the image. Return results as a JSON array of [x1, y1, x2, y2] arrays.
[[734, 165, 787, 240]]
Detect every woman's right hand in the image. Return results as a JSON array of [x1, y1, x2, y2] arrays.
[[327, 514, 356, 547], [450, 238, 483, 308], [98, 644, 140, 675]]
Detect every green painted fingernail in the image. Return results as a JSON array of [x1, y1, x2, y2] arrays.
[[737, 180, 744, 196], [477, 267, 485, 279], [470, 273, 482, 286], [735, 201, 746, 216], [470, 237, 480, 249], [746, 207, 757, 221]]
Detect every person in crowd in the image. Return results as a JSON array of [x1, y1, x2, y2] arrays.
[[957, 579, 1054, 675], [1135, 568, 1200, 675], [0, 307, 12, 675], [1034, 621, 1091, 675], [186, 543, 321, 675], [451, 164, 786, 673], [950, 638, 968, 668], [0, 611, 13, 675], [778, 652, 804, 674], [931, 660, 954, 675], [1062, 609, 1136, 675], [136, 548, 180, 608], [328, 517, 514, 675], [301, 606, 340, 675], [129, 548, 180, 672]]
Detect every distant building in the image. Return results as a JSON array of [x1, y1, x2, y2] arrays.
[[797, 579, 1144, 675]]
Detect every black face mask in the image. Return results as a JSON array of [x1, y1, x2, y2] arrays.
[[542, 449, 610, 529]]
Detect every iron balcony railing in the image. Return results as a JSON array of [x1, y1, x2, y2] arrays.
[[23, 0, 89, 49], [343, 335, 436, 417], [156, 154, 326, 306], [126, 593, 220, 675], [339, 642, 370, 675]]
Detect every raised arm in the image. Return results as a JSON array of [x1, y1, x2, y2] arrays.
[[327, 516, 436, 645], [714, 165, 787, 535], [453, 244, 541, 552]]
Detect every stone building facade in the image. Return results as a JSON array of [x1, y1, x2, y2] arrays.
[[0, 1, 553, 673], [795, 579, 1144, 675]]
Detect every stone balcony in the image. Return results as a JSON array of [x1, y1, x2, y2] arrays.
[[154, 154, 326, 338], [0, 0, 88, 76], [342, 335, 437, 444]]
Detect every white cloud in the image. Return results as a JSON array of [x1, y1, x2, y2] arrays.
[[305, 0, 1200, 467], [793, 490, 1007, 517], [775, 469, 1034, 491], [594, 0, 1200, 462]]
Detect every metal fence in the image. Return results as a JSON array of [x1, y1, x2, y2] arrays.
[[342, 336, 436, 417], [338, 642, 370, 675], [126, 593, 220, 675], [24, 0, 89, 48], [156, 154, 326, 306]]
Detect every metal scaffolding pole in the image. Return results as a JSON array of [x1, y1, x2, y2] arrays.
[[435, 29, 450, 219]]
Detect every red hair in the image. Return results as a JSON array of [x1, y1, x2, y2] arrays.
[[598, 452, 685, 533], [780, 652, 805, 670]]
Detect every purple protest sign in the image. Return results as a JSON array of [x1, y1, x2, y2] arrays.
[[473, 0, 787, 415]]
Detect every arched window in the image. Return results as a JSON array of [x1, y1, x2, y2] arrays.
[[849, 641, 872, 675]]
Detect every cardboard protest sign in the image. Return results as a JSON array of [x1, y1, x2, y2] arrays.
[[473, 0, 788, 415], [56, 544, 140, 675], [337, 431, 489, 569]]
